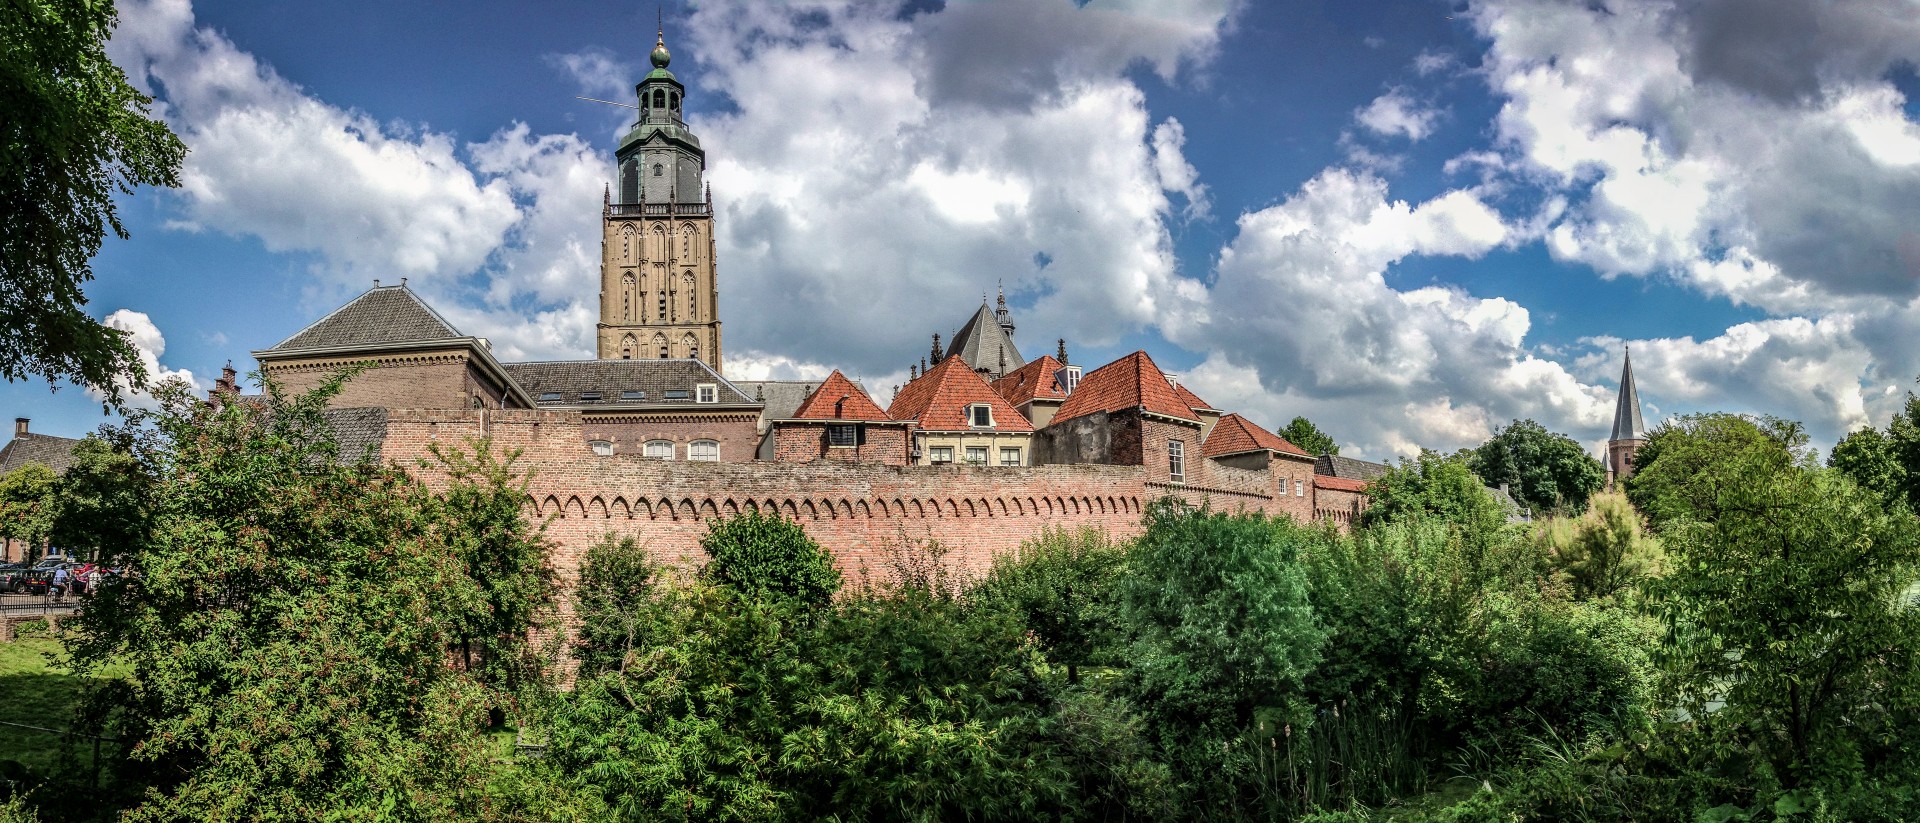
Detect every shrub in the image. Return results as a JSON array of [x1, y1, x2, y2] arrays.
[[969, 526, 1125, 683], [1533, 491, 1662, 601], [700, 510, 840, 609]]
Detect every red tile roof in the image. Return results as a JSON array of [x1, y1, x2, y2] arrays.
[[1203, 413, 1312, 459], [1172, 382, 1218, 414], [992, 355, 1068, 407], [789, 370, 891, 421], [1314, 474, 1370, 493], [887, 355, 1034, 432], [1053, 350, 1197, 425]]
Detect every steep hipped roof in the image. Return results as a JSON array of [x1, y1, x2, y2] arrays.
[[789, 370, 891, 421], [992, 355, 1068, 408], [1053, 351, 1198, 425], [1172, 383, 1219, 415], [503, 359, 755, 408], [1203, 413, 1311, 459], [1315, 453, 1393, 481], [1610, 349, 1647, 442], [267, 284, 462, 351], [946, 302, 1024, 377], [888, 355, 1033, 432], [0, 432, 82, 475]]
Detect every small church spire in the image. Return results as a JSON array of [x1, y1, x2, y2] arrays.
[[1606, 346, 1649, 487], [1057, 338, 1068, 366], [995, 281, 1014, 339], [931, 333, 942, 363]]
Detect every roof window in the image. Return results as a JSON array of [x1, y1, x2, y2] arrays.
[[580, 392, 602, 402], [621, 390, 646, 401], [664, 389, 690, 400], [537, 392, 562, 403]]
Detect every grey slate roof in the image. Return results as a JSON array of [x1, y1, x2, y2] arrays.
[[503, 359, 756, 408], [0, 432, 82, 475], [323, 408, 390, 462], [946, 302, 1024, 378], [732, 379, 870, 422], [267, 285, 462, 351], [1610, 349, 1648, 442], [1315, 453, 1393, 481]]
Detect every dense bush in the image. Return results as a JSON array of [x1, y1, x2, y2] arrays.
[[699, 509, 841, 609], [969, 526, 1125, 683]]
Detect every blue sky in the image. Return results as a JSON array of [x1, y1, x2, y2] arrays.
[[13, 0, 1920, 460]]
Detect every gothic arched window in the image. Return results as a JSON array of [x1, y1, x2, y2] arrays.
[[652, 163, 663, 177]]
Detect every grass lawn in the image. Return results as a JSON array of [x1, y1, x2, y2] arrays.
[[0, 629, 124, 783]]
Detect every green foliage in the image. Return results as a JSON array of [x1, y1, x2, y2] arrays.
[[1650, 463, 1920, 789], [969, 526, 1124, 683], [1533, 491, 1662, 600], [1281, 416, 1339, 456], [1829, 392, 1920, 512], [1, 0, 186, 398], [700, 509, 841, 608], [1468, 419, 1605, 516], [1625, 413, 1810, 529], [0, 464, 56, 559], [570, 534, 659, 677], [1361, 451, 1512, 539], [60, 375, 557, 821], [49, 434, 151, 563]]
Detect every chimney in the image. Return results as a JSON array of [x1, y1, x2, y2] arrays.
[[13, 418, 26, 437]]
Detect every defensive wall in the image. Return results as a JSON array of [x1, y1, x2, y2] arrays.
[[376, 408, 1303, 587]]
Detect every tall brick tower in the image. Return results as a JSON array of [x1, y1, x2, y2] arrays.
[[1605, 347, 1648, 489], [597, 26, 722, 371]]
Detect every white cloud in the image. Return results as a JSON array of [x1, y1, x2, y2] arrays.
[[92, 310, 201, 409], [1152, 117, 1210, 218], [1355, 87, 1442, 141]]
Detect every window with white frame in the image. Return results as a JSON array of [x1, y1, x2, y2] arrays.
[[965, 446, 988, 465], [1168, 440, 1185, 483], [968, 403, 993, 428], [644, 440, 675, 460], [589, 440, 614, 457], [929, 446, 954, 464], [696, 384, 717, 403], [689, 440, 720, 462], [827, 424, 857, 447], [1000, 447, 1021, 466], [1296, 478, 1305, 497]]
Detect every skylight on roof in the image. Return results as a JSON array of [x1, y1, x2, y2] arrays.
[[537, 392, 562, 402], [621, 390, 646, 401], [664, 389, 689, 400], [580, 392, 602, 401]]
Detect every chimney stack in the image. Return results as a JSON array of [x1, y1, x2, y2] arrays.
[[13, 418, 26, 437]]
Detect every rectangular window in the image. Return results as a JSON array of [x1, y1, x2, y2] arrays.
[[1000, 447, 1021, 466], [644, 440, 675, 460], [827, 424, 857, 447], [965, 446, 988, 465], [1168, 440, 1185, 483], [968, 404, 993, 428], [579, 392, 602, 402], [589, 440, 614, 457], [537, 392, 562, 403], [696, 384, 717, 403], [929, 446, 953, 465], [689, 440, 720, 462], [664, 389, 689, 400], [1295, 479, 1305, 497], [620, 390, 646, 401]]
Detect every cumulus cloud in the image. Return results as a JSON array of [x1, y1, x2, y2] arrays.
[[91, 311, 201, 409], [1355, 87, 1442, 141]]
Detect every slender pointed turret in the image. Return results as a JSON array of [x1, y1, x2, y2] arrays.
[[1606, 347, 1649, 487]]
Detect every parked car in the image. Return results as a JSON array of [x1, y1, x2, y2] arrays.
[[0, 563, 23, 593], [18, 569, 53, 596]]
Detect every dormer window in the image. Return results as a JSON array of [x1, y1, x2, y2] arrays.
[[696, 384, 717, 404], [968, 404, 994, 428]]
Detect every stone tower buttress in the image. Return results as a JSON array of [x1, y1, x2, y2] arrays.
[[597, 27, 723, 371]]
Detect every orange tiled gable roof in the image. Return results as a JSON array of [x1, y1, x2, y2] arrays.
[[992, 355, 1068, 407], [887, 355, 1034, 432], [790, 370, 891, 421], [1172, 382, 1218, 414], [1315, 474, 1370, 493], [1053, 350, 1197, 425], [1203, 413, 1311, 459]]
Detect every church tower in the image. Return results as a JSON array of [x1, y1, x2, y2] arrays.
[[1606, 348, 1648, 488], [597, 27, 722, 370]]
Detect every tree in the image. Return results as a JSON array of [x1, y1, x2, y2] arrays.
[[571, 533, 660, 677], [1361, 451, 1510, 535], [1468, 419, 1604, 516], [1625, 413, 1810, 529], [49, 434, 152, 562], [1279, 416, 1338, 456], [2, 0, 187, 398], [1829, 391, 1920, 511], [700, 510, 841, 609], [0, 463, 58, 561], [1533, 491, 1662, 600], [64, 376, 557, 821], [969, 526, 1125, 684]]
